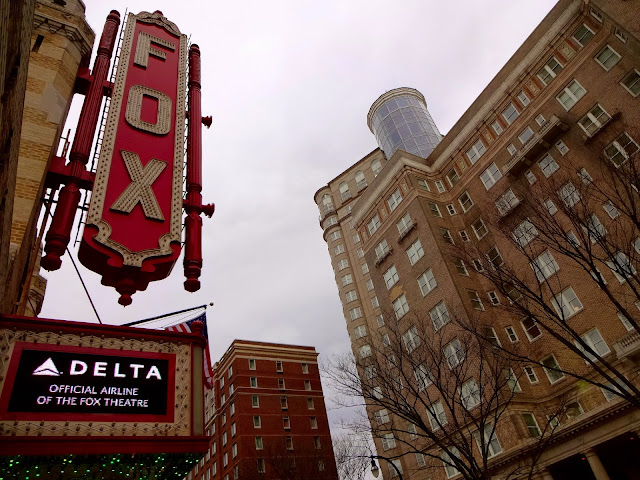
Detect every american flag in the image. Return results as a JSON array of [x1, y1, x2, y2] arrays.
[[165, 312, 214, 388]]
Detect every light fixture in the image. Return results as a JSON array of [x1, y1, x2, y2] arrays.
[[370, 458, 380, 478]]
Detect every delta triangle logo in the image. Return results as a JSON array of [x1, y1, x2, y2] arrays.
[[33, 357, 62, 376]]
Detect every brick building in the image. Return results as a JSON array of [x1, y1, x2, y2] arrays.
[[0, 0, 94, 316], [315, 1, 640, 479], [187, 341, 338, 480]]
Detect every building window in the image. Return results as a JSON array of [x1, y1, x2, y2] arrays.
[[429, 202, 442, 217], [517, 90, 530, 106], [522, 413, 541, 437], [345, 290, 357, 303], [524, 169, 537, 185], [253, 415, 261, 428], [491, 120, 503, 135], [232, 443, 238, 458], [334, 243, 345, 255], [488, 291, 500, 305], [606, 251, 636, 282], [417, 269, 437, 296], [538, 153, 559, 177], [430, 301, 450, 331], [413, 363, 432, 390], [502, 102, 520, 125], [417, 178, 430, 190], [521, 317, 542, 341], [507, 143, 517, 155], [341, 274, 353, 287], [595, 45, 621, 71], [444, 339, 465, 368], [531, 250, 559, 282], [505, 326, 518, 342], [440, 228, 455, 245], [310, 417, 318, 429], [541, 355, 564, 383], [427, 400, 447, 430], [435, 180, 446, 193], [406, 239, 424, 265], [578, 167, 593, 184], [537, 57, 563, 85], [518, 126, 534, 145], [387, 189, 403, 212], [381, 334, 390, 347], [615, 27, 628, 43], [328, 230, 341, 242], [393, 294, 409, 319], [446, 168, 460, 187], [230, 402, 235, 416], [283, 416, 291, 429], [372, 158, 382, 176], [466, 139, 486, 164], [381, 433, 396, 451], [276, 360, 283, 372], [480, 163, 502, 190], [353, 325, 367, 340], [301, 362, 309, 374], [307, 398, 315, 410], [467, 290, 484, 310], [458, 191, 474, 212], [250, 377, 258, 388], [572, 23, 594, 46], [557, 79, 586, 110], [376, 314, 385, 327], [446, 203, 457, 215], [454, 259, 468, 276], [278, 378, 286, 390], [251, 395, 259, 408], [603, 201, 619, 219], [375, 239, 390, 259], [604, 132, 639, 167], [285, 436, 293, 451], [486, 246, 504, 268], [535, 114, 546, 126], [495, 189, 519, 215], [459, 230, 470, 242], [257, 459, 265, 473], [577, 328, 610, 361], [402, 326, 420, 353], [524, 366, 538, 383], [337, 258, 349, 271], [584, 214, 607, 242], [384, 265, 399, 289], [231, 421, 236, 436], [366, 279, 374, 291], [355, 170, 367, 190], [367, 214, 381, 235], [621, 69, 640, 97], [552, 287, 583, 319], [558, 182, 580, 207], [461, 378, 480, 409], [359, 344, 372, 359], [443, 448, 461, 479], [513, 219, 538, 247], [349, 307, 362, 321], [471, 218, 488, 240], [222, 431, 227, 445], [475, 425, 502, 458], [371, 296, 380, 309], [579, 104, 611, 136], [305, 379, 312, 390]]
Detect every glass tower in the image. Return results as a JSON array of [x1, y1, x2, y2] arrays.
[[367, 87, 442, 160]]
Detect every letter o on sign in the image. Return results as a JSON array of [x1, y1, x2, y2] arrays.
[[125, 85, 172, 135]]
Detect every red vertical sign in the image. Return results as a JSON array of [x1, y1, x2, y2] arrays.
[[79, 12, 187, 305]]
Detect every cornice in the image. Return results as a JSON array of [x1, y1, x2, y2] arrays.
[[33, 3, 94, 59]]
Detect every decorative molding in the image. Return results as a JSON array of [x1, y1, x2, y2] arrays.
[[33, 5, 94, 59], [135, 11, 182, 37]]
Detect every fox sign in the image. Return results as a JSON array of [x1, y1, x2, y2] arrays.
[[79, 11, 187, 304]]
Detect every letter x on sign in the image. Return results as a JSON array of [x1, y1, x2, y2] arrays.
[[110, 150, 167, 221]]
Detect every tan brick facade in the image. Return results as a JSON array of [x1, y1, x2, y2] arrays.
[[316, 1, 640, 479]]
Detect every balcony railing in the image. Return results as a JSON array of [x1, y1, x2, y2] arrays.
[[374, 248, 392, 267], [502, 115, 568, 175], [614, 331, 640, 359]]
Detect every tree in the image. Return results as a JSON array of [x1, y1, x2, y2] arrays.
[[325, 310, 565, 480], [332, 433, 371, 480], [457, 127, 640, 408]]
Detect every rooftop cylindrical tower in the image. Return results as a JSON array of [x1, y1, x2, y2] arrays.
[[367, 87, 442, 160]]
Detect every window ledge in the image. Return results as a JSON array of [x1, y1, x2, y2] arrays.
[[374, 249, 393, 267], [397, 222, 417, 243]]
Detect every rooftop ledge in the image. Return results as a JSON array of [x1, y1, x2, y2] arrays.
[[502, 115, 568, 176]]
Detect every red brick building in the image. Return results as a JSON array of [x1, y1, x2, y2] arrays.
[[187, 340, 338, 480]]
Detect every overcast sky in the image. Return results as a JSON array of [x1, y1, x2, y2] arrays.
[[41, 0, 558, 433]]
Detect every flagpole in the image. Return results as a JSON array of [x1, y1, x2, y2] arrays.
[[122, 303, 210, 327]]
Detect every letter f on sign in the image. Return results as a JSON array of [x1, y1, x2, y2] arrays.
[[111, 150, 167, 221], [134, 32, 175, 68]]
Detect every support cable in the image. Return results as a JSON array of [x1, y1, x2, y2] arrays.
[[66, 245, 102, 324]]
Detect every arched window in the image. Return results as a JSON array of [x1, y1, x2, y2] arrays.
[[355, 171, 367, 191], [321, 194, 334, 214], [339, 182, 351, 201], [372, 159, 382, 177]]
